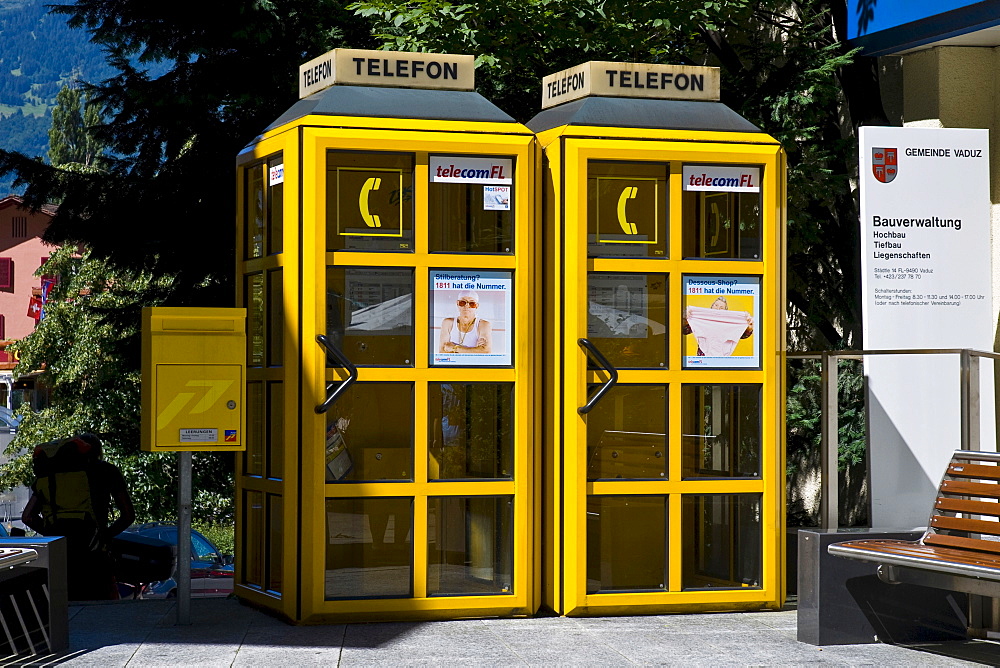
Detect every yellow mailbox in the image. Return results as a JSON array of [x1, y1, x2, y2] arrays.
[[141, 307, 247, 451]]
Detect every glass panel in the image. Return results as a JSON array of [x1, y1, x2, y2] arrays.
[[246, 165, 264, 259], [325, 497, 412, 599], [267, 381, 284, 480], [327, 151, 414, 252], [325, 383, 413, 482], [327, 267, 413, 367], [587, 161, 668, 258], [586, 496, 666, 593], [268, 494, 283, 593], [428, 383, 513, 480], [587, 272, 667, 369], [267, 269, 283, 367], [682, 494, 761, 589], [428, 156, 514, 253], [243, 490, 264, 587], [246, 273, 264, 367], [586, 384, 667, 480], [267, 156, 284, 255], [428, 496, 513, 595], [244, 381, 264, 476], [681, 384, 761, 478], [681, 166, 762, 259]]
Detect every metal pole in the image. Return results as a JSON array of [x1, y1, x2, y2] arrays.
[[960, 349, 981, 451], [177, 451, 192, 625], [819, 352, 839, 531]]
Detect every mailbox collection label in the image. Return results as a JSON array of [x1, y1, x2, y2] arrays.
[[179, 428, 219, 442]]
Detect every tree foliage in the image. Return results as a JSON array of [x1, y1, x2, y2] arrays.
[[0, 0, 376, 519]]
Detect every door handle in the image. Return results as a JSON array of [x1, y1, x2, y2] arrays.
[[315, 335, 358, 414], [577, 338, 618, 414], [359, 177, 382, 228]]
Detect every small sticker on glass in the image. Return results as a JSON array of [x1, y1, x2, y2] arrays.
[[483, 185, 510, 211]]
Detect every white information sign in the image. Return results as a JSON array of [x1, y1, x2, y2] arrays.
[[431, 270, 512, 366], [860, 126, 993, 527]]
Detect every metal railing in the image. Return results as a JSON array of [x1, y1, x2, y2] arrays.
[[787, 348, 1000, 531]]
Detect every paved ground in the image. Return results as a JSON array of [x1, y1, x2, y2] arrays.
[[7, 598, 1000, 667]]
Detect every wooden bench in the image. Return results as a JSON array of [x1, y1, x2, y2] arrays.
[[829, 449, 1000, 604]]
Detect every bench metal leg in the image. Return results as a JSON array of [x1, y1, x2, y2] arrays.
[[967, 594, 1000, 639]]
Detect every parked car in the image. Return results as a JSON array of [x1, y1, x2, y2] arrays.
[[123, 523, 234, 599], [0, 407, 19, 433]]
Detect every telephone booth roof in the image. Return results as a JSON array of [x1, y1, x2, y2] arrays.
[[527, 96, 763, 135], [263, 84, 518, 132]]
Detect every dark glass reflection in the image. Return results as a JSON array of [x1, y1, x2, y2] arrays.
[[681, 384, 761, 478], [682, 494, 761, 590], [587, 496, 667, 593], [429, 383, 513, 480], [587, 272, 667, 369], [428, 496, 513, 595], [586, 384, 667, 480], [326, 497, 412, 599]]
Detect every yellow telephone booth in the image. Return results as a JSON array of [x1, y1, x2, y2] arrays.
[[234, 49, 539, 622], [530, 61, 786, 616]]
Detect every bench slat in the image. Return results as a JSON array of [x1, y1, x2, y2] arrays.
[[948, 462, 1000, 481], [832, 540, 1000, 567], [935, 497, 1000, 516], [924, 532, 1000, 554], [931, 514, 1000, 536], [940, 479, 1000, 499]]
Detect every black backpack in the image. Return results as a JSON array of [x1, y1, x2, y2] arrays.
[[31, 436, 100, 532]]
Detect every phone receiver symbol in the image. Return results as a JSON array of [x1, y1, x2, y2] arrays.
[[616, 186, 638, 235], [360, 177, 382, 228]]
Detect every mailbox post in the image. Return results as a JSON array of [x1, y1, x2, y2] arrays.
[[141, 306, 247, 623]]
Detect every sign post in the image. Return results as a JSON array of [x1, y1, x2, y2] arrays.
[[860, 126, 993, 527]]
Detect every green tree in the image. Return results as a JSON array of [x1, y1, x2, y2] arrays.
[[48, 84, 105, 170], [0, 1, 375, 521]]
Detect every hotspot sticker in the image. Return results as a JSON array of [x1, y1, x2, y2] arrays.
[[224, 430, 238, 442], [483, 185, 510, 211]]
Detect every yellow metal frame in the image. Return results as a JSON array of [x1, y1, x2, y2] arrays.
[[235, 127, 301, 621], [238, 113, 539, 623], [541, 129, 786, 616]]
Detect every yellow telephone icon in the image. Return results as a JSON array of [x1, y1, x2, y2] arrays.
[[616, 186, 638, 235], [359, 177, 382, 228]]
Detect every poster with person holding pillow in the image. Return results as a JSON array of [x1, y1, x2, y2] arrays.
[[682, 275, 760, 369]]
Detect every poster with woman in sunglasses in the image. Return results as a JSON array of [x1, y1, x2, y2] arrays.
[[431, 270, 512, 366]]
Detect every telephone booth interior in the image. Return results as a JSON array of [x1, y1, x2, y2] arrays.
[[528, 62, 786, 616], [235, 50, 539, 623]]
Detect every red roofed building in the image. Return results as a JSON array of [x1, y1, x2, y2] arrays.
[[0, 196, 58, 408]]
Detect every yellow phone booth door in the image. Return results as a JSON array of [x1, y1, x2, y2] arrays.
[[235, 49, 538, 623], [529, 62, 787, 616]]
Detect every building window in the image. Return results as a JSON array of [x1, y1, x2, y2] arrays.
[[11, 217, 27, 238], [0, 314, 5, 339], [0, 257, 12, 290]]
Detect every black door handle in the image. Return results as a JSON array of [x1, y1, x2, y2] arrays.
[[577, 338, 618, 414], [315, 335, 358, 414]]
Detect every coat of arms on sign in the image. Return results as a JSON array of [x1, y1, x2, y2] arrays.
[[872, 147, 897, 183]]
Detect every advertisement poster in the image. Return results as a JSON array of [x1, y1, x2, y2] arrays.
[[431, 270, 512, 366], [682, 275, 759, 369]]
